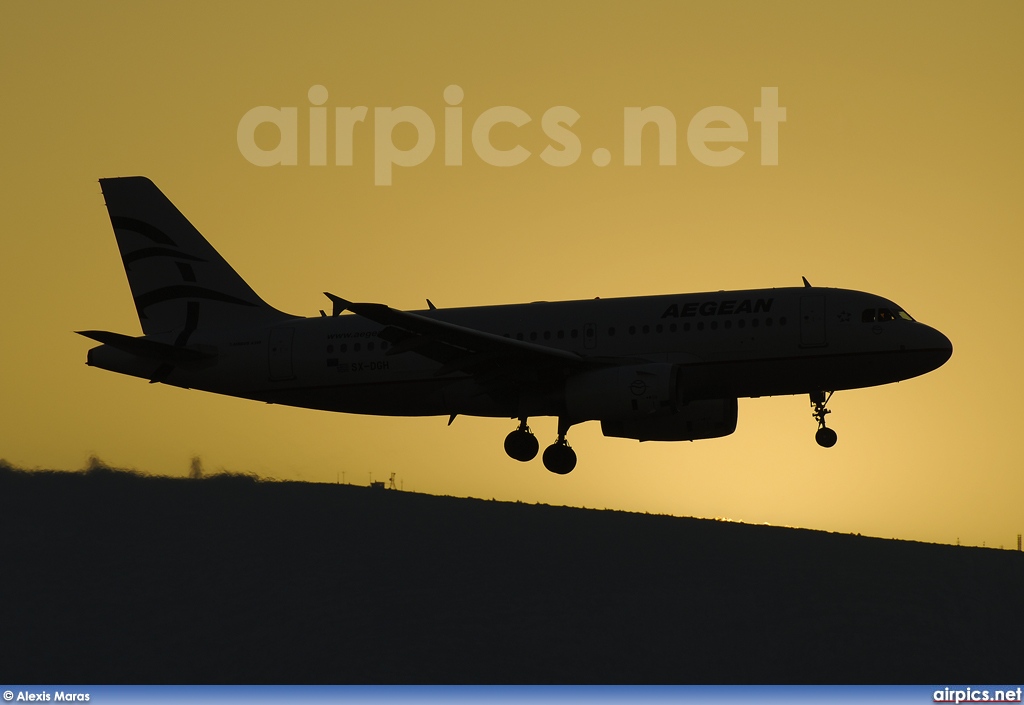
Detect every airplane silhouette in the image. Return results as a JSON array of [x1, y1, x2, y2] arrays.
[[80, 177, 953, 474]]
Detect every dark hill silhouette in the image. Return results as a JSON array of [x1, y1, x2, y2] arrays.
[[1, 460, 1020, 683]]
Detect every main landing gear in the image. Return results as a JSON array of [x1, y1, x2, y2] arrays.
[[504, 418, 539, 462], [504, 417, 577, 474], [811, 390, 838, 448], [542, 417, 577, 475]]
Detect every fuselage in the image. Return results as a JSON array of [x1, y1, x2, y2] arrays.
[[88, 285, 953, 420]]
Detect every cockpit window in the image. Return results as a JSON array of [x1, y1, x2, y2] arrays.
[[862, 307, 915, 323]]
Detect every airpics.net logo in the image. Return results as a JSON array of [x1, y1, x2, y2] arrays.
[[237, 85, 786, 186]]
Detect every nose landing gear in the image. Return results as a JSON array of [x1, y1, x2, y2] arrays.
[[811, 390, 838, 448]]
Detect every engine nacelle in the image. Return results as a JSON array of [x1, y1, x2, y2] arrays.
[[565, 363, 679, 421], [600, 398, 738, 441]]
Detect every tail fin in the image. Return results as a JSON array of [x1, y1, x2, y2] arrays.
[[99, 176, 293, 337]]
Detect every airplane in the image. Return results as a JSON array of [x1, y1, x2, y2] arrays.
[[80, 177, 953, 474]]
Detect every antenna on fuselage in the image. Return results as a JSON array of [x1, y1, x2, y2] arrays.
[[802, 276, 813, 288]]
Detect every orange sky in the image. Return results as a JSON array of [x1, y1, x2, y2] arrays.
[[2, 1, 1022, 548]]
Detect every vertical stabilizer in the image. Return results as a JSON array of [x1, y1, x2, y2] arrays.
[[99, 177, 293, 337]]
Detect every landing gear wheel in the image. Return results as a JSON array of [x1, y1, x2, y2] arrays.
[[542, 441, 577, 475], [815, 427, 838, 448], [810, 390, 837, 448], [504, 419, 539, 462]]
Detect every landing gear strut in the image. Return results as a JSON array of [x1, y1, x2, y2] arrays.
[[811, 391, 838, 448], [504, 417, 539, 462], [542, 417, 577, 475], [504, 417, 577, 473]]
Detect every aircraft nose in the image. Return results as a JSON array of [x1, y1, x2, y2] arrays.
[[924, 324, 953, 369]]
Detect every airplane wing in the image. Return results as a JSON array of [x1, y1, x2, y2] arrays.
[[324, 293, 626, 379]]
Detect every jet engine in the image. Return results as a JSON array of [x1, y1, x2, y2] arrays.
[[600, 398, 738, 441], [563, 363, 737, 441]]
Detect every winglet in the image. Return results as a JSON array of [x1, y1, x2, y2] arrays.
[[427, 299, 437, 311], [323, 292, 350, 317], [802, 276, 812, 288]]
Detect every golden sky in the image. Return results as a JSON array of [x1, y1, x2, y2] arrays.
[[2, 1, 1022, 547]]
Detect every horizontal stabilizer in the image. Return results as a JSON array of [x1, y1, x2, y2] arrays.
[[76, 330, 215, 364]]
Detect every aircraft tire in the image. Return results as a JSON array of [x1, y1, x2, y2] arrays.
[[815, 427, 838, 448], [504, 430, 539, 462], [542, 442, 577, 475]]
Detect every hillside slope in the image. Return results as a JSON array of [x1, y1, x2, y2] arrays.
[[1, 464, 1020, 683]]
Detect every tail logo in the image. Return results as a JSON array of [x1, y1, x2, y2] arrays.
[[111, 216, 257, 319]]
